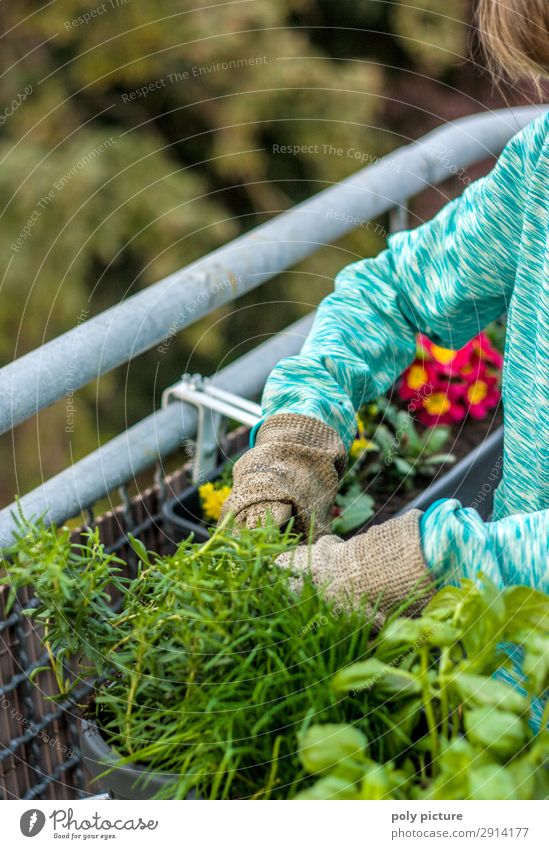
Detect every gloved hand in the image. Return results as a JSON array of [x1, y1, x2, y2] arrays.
[[276, 509, 435, 631], [219, 413, 347, 538]]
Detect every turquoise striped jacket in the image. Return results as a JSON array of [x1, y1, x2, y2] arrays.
[[260, 112, 549, 593]]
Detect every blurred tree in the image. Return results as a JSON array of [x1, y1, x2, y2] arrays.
[[0, 0, 533, 503]]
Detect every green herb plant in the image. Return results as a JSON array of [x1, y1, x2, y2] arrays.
[[3, 517, 547, 801], [2, 516, 384, 799], [296, 578, 549, 800]]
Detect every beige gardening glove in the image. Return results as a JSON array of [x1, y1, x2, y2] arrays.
[[219, 413, 347, 538], [276, 509, 435, 632]]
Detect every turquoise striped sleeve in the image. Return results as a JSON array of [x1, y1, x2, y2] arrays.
[[261, 117, 544, 450], [421, 499, 549, 592]]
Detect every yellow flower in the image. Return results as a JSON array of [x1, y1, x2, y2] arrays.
[[423, 392, 451, 416], [356, 413, 366, 434], [430, 344, 457, 365], [349, 436, 377, 460], [199, 482, 232, 522], [406, 364, 428, 390], [466, 380, 488, 405]]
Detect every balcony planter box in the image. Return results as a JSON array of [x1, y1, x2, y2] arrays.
[[163, 425, 504, 541], [397, 425, 503, 520], [80, 718, 178, 800], [162, 458, 238, 543]]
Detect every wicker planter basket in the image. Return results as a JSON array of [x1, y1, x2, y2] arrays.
[[0, 425, 502, 799]]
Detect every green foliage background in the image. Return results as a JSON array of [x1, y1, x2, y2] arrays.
[[0, 0, 529, 505]]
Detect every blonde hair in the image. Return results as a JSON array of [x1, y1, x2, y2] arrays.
[[477, 0, 549, 84]]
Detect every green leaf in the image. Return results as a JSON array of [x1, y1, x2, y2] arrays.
[[127, 534, 151, 566], [29, 665, 53, 681], [420, 453, 456, 466], [420, 426, 451, 453], [297, 774, 360, 800], [358, 760, 402, 800], [378, 617, 427, 646], [504, 758, 536, 800], [422, 738, 479, 800], [452, 673, 529, 713], [464, 707, 528, 759], [424, 585, 466, 620], [298, 724, 367, 774], [468, 764, 516, 800], [381, 616, 459, 649], [521, 635, 549, 692], [332, 659, 421, 699], [456, 580, 506, 665], [503, 586, 549, 637], [331, 491, 375, 535], [393, 457, 413, 476]]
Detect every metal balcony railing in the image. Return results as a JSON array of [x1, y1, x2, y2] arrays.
[[0, 105, 547, 548]]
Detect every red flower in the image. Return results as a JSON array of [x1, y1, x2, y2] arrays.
[[472, 334, 504, 369], [417, 388, 466, 426], [461, 371, 500, 420], [399, 332, 502, 427]]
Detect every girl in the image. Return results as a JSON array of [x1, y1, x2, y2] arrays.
[[222, 2, 549, 629]]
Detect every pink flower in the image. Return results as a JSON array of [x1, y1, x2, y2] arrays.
[[416, 388, 466, 427], [460, 372, 500, 420], [416, 334, 473, 375], [472, 334, 504, 369], [399, 332, 502, 427]]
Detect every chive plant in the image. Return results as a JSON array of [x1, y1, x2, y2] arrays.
[[2, 516, 385, 799]]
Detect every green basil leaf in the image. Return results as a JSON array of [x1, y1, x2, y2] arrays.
[[522, 643, 549, 692], [424, 586, 466, 620], [359, 761, 401, 800], [468, 764, 516, 800], [333, 659, 421, 699], [464, 707, 528, 759], [452, 673, 529, 713], [332, 658, 391, 694], [381, 616, 459, 648], [503, 586, 549, 636], [298, 724, 367, 774], [504, 758, 536, 800], [297, 774, 360, 800]]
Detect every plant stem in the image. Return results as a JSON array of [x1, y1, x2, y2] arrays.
[[419, 647, 439, 767], [43, 623, 66, 694], [188, 511, 232, 561], [439, 647, 451, 739]]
